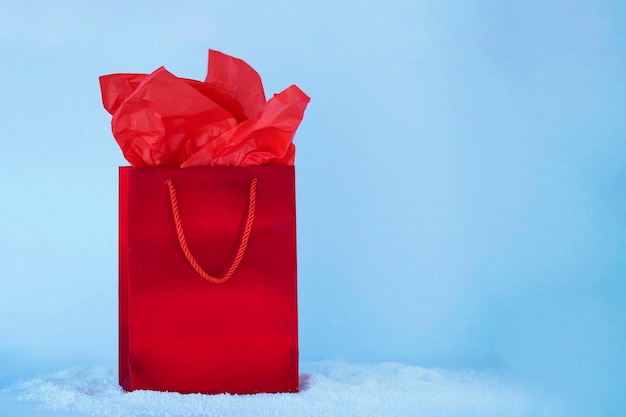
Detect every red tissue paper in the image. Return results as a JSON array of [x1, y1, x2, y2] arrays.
[[99, 50, 309, 168]]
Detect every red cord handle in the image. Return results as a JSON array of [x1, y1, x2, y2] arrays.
[[166, 177, 258, 284]]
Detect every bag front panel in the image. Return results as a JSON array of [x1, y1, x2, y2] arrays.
[[119, 166, 298, 394]]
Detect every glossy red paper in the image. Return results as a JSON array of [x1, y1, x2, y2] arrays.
[[119, 166, 299, 394], [100, 50, 309, 167]]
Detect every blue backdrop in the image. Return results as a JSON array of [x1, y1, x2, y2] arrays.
[[1, 1, 624, 416]]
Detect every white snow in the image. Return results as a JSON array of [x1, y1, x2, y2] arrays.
[[1, 361, 550, 417]]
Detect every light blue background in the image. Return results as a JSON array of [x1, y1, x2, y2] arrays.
[[1, 1, 625, 416]]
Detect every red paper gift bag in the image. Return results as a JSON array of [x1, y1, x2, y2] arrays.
[[119, 165, 299, 394]]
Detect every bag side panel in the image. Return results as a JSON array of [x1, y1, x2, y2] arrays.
[[118, 167, 131, 390]]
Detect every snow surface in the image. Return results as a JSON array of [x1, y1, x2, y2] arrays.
[[0, 361, 550, 417]]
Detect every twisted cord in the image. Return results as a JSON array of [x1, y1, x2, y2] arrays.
[[166, 177, 258, 284]]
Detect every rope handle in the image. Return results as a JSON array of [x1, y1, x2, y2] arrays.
[[166, 177, 258, 284]]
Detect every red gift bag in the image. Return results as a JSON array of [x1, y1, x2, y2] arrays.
[[119, 165, 298, 394]]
